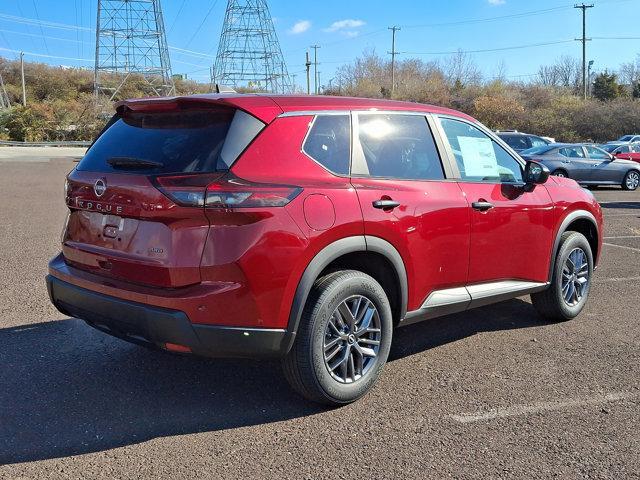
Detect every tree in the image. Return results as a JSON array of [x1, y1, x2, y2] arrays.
[[592, 71, 621, 101], [472, 95, 525, 130], [633, 81, 640, 100]]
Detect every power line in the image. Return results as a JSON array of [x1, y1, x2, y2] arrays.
[[404, 39, 576, 56], [402, 4, 575, 29], [168, 0, 188, 35], [0, 46, 92, 63], [184, 0, 219, 49]]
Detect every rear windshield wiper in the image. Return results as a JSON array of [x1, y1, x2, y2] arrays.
[[107, 157, 164, 169]]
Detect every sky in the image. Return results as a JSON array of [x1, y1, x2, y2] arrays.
[[0, 0, 638, 89]]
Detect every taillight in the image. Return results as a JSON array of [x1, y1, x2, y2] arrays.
[[152, 173, 224, 207], [151, 173, 301, 208], [206, 177, 301, 208]]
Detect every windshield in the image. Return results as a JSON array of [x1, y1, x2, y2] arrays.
[[521, 145, 554, 155], [77, 108, 264, 175], [618, 135, 633, 142]]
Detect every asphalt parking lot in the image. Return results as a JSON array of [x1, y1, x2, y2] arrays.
[[0, 152, 638, 479]]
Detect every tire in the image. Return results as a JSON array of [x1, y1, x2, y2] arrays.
[[531, 231, 593, 322], [622, 170, 640, 191], [282, 270, 393, 406], [552, 169, 568, 178]]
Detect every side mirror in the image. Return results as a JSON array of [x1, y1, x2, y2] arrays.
[[523, 160, 550, 189]]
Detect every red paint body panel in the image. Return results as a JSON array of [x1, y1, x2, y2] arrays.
[[614, 152, 640, 163], [352, 178, 471, 310], [63, 170, 209, 288], [47, 94, 604, 342], [456, 182, 555, 283]]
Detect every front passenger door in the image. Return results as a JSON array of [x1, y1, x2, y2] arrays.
[[585, 145, 623, 183], [435, 117, 555, 285]]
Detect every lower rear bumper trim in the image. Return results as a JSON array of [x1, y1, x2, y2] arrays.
[[46, 275, 291, 358]]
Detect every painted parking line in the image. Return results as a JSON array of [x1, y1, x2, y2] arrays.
[[603, 213, 640, 217], [604, 236, 640, 239], [603, 242, 640, 253], [597, 276, 640, 283], [449, 391, 640, 424]]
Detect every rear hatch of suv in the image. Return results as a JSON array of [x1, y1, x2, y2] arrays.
[[63, 99, 267, 288]]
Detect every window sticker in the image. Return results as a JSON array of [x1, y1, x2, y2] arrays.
[[458, 136, 499, 177]]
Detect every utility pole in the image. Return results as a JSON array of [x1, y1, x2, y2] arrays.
[[305, 51, 311, 94], [311, 45, 320, 94], [574, 3, 593, 100], [317, 71, 322, 94], [388, 26, 400, 98], [587, 60, 594, 97], [20, 51, 26, 107]]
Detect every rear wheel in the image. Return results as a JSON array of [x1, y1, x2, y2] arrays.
[[282, 270, 393, 406], [552, 169, 568, 178], [622, 170, 640, 191], [531, 231, 593, 321]]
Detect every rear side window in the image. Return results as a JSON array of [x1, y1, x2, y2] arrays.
[[559, 147, 585, 158], [302, 115, 351, 175], [356, 114, 444, 180], [501, 135, 529, 151], [77, 108, 264, 174]]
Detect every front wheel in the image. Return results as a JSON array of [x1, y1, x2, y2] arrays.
[[531, 231, 593, 321], [282, 270, 393, 406], [622, 170, 640, 191]]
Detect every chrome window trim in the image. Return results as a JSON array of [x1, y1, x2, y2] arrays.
[[279, 109, 435, 118]]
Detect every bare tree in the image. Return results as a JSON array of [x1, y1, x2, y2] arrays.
[[619, 55, 640, 86], [441, 50, 482, 86], [535, 55, 580, 90]]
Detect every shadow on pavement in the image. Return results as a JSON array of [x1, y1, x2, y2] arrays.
[[599, 201, 640, 210], [0, 298, 544, 465]]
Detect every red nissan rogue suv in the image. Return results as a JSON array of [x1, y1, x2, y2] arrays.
[[47, 94, 603, 405]]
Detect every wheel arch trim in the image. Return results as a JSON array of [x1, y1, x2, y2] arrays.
[[548, 209, 598, 281], [283, 235, 408, 354]]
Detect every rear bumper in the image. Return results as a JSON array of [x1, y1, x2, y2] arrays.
[[46, 275, 291, 358]]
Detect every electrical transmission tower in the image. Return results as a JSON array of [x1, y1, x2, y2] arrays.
[[94, 0, 174, 101], [212, 0, 292, 93]]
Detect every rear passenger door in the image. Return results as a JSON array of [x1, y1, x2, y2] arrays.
[[434, 116, 555, 285], [558, 146, 592, 181], [350, 112, 471, 314]]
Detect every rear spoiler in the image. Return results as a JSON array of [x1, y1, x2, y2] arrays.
[[115, 94, 283, 124]]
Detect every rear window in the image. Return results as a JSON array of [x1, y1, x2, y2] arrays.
[[77, 108, 264, 174]]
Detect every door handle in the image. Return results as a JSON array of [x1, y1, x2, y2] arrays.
[[372, 199, 401, 210], [471, 201, 494, 212]]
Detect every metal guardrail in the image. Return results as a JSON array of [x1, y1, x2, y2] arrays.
[[0, 140, 91, 148]]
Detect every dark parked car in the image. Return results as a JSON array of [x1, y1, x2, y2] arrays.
[[496, 131, 551, 152], [47, 94, 603, 405], [521, 143, 640, 190]]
